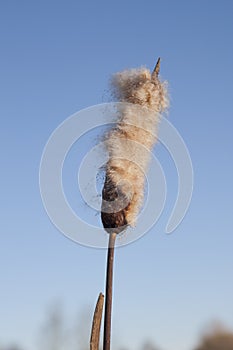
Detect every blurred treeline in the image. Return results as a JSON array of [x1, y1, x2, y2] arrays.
[[1, 305, 233, 350]]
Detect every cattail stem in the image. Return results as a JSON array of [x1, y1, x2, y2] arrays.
[[103, 232, 117, 350]]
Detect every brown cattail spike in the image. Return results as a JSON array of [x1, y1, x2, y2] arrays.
[[151, 57, 161, 80], [102, 60, 169, 231]]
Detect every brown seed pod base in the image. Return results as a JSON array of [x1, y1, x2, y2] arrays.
[[101, 173, 129, 234]]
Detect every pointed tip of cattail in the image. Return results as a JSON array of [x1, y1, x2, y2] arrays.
[[152, 57, 161, 80]]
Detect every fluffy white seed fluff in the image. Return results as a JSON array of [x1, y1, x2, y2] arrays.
[[103, 66, 169, 228]]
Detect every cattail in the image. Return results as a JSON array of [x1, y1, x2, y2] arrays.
[[101, 58, 169, 234], [100, 59, 169, 350]]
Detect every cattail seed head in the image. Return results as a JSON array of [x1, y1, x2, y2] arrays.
[[101, 60, 169, 233]]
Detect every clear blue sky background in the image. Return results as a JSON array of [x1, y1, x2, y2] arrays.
[[1, 1, 233, 350]]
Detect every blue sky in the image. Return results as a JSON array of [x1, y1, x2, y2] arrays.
[[1, 1, 233, 350]]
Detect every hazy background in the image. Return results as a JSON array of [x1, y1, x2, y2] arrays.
[[1, 1, 233, 349]]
